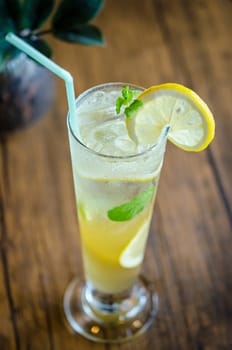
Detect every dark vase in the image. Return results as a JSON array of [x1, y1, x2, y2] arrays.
[[0, 53, 55, 135]]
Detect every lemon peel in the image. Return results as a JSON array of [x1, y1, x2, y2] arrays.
[[126, 83, 215, 152]]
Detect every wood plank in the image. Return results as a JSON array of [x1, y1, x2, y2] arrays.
[[151, 144, 232, 349], [152, 0, 232, 219], [1, 112, 106, 350], [0, 141, 16, 350]]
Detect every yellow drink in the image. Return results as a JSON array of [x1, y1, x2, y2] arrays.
[[68, 83, 166, 294], [65, 83, 168, 342], [64, 82, 214, 342], [77, 177, 157, 293]]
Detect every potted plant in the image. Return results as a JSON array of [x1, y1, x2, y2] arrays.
[[0, 0, 104, 134]]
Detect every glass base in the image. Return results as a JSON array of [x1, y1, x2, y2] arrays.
[[63, 275, 158, 343]]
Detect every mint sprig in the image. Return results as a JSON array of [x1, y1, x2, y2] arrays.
[[116, 96, 125, 114], [125, 99, 143, 119], [107, 185, 155, 222], [116, 85, 143, 118]]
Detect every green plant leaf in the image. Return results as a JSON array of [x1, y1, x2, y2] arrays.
[[122, 85, 133, 103], [26, 38, 52, 58], [107, 186, 155, 222], [116, 96, 125, 114], [4, 0, 21, 29], [115, 86, 142, 116], [0, 0, 21, 34], [0, 38, 19, 71], [21, 0, 54, 30], [53, 0, 104, 28], [125, 99, 143, 119], [54, 24, 104, 46]]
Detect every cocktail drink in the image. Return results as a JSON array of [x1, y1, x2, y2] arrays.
[[5, 33, 215, 345], [64, 83, 168, 342], [64, 81, 215, 343]]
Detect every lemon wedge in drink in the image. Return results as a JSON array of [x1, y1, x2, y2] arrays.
[[126, 83, 215, 151], [119, 221, 150, 268]]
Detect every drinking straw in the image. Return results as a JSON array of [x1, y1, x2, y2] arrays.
[[5, 32, 76, 120]]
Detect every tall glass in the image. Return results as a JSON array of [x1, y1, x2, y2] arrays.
[[64, 83, 168, 343]]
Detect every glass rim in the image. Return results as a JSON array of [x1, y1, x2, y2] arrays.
[[67, 82, 169, 160]]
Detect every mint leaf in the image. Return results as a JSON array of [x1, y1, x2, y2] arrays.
[[107, 185, 155, 221], [122, 85, 133, 103], [115, 86, 143, 117], [116, 96, 125, 114], [125, 99, 143, 119], [122, 85, 129, 99]]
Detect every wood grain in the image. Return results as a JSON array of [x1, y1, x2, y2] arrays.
[[0, 0, 231, 349]]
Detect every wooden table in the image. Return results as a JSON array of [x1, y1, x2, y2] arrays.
[[0, 1, 231, 349]]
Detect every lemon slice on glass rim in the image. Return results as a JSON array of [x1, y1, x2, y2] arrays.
[[126, 83, 215, 152]]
